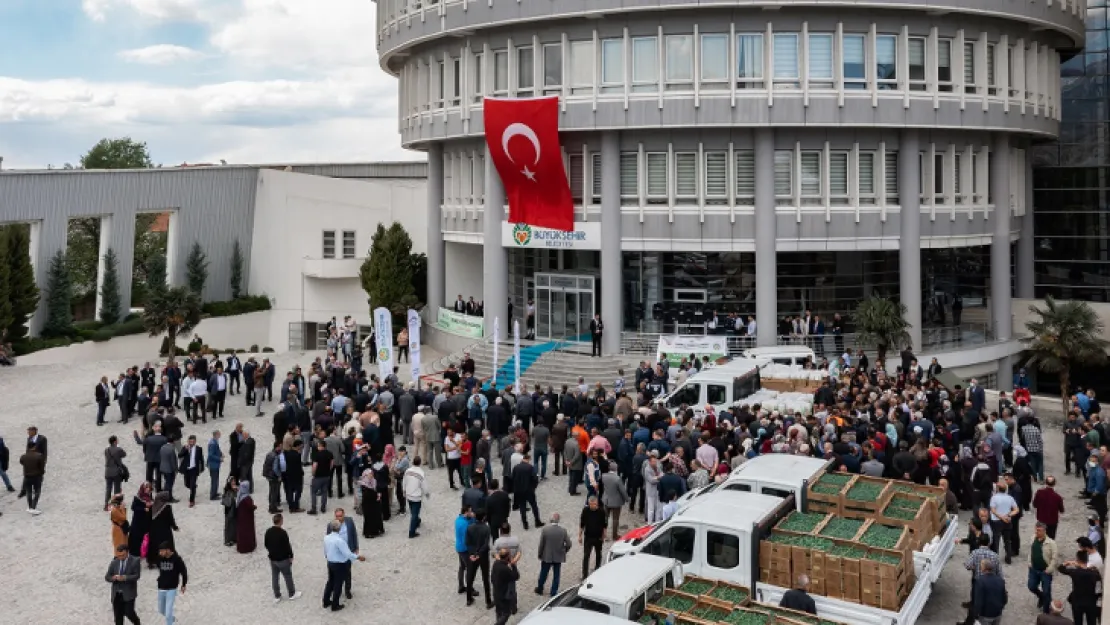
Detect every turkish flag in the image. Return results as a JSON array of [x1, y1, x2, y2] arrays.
[[483, 96, 574, 232]]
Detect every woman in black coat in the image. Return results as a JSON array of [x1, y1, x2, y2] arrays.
[[221, 475, 240, 546], [359, 468, 384, 538], [128, 482, 153, 564], [1012, 446, 1034, 511], [147, 492, 178, 568]]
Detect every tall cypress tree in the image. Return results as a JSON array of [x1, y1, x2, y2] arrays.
[[185, 241, 208, 296], [43, 250, 74, 338], [99, 248, 122, 324], [6, 225, 39, 342], [146, 254, 167, 297], [0, 229, 13, 337], [230, 239, 244, 299]]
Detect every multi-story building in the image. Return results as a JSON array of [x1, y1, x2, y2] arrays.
[[376, 0, 1085, 388]]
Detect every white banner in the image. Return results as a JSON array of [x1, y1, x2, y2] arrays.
[[656, 335, 728, 370], [492, 316, 500, 385], [513, 320, 521, 395], [374, 307, 394, 379], [502, 221, 602, 250], [407, 309, 422, 383]]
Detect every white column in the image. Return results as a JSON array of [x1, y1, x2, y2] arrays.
[[991, 133, 1014, 391], [482, 143, 507, 336], [600, 132, 622, 355], [754, 128, 777, 348], [899, 130, 923, 351], [426, 143, 447, 313]]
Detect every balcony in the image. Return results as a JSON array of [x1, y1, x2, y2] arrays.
[[302, 257, 363, 279]]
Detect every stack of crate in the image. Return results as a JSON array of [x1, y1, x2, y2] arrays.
[[859, 547, 911, 611], [758, 538, 794, 588], [878, 491, 941, 551], [839, 475, 895, 520]]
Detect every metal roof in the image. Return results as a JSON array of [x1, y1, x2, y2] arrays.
[[0, 160, 428, 180]]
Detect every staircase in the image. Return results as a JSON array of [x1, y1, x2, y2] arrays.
[[426, 338, 637, 391]]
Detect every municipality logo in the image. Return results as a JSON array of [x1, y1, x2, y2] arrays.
[[378, 348, 389, 361], [512, 223, 532, 246]]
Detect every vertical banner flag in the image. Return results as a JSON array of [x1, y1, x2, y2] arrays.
[[513, 320, 521, 395], [492, 316, 500, 385], [483, 96, 574, 231], [373, 307, 393, 380], [407, 309, 422, 384]]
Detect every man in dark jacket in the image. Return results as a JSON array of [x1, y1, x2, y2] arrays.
[[243, 358, 257, 406], [491, 548, 521, 625], [1057, 550, 1100, 625], [137, 424, 168, 490], [779, 575, 817, 615], [511, 454, 545, 530], [972, 559, 1007, 623], [105, 544, 142, 624], [239, 429, 257, 484], [283, 440, 305, 512], [465, 510, 494, 608], [176, 435, 204, 507]]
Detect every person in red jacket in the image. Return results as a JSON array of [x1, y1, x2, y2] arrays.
[[1032, 476, 1065, 539]]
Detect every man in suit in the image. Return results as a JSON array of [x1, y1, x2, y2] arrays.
[[239, 429, 257, 484], [454, 294, 466, 314], [163, 360, 182, 409], [115, 373, 132, 424], [105, 544, 142, 625], [177, 434, 204, 507], [96, 376, 112, 426], [262, 358, 276, 403], [535, 512, 571, 596], [20, 426, 48, 500], [140, 362, 156, 396], [511, 454, 544, 530], [137, 424, 168, 490], [226, 353, 242, 395], [208, 364, 228, 419], [589, 314, 603, 358], [243, 358, 257, 406], [126, 367, 140, 416], [207, 431, 223, 500]]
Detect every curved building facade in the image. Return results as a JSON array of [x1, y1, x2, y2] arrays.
[[375, 0, 1084, 386]]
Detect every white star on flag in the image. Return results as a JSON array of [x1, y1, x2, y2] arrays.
[[521, 166, 537, 181]]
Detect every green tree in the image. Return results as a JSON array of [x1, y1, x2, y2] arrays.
[[145, 254, 168, 297], [64, 217, 100, 299], [1023, 296, 1110, 414], [143, 285, 202, 356], [42, 250, 74, 338], [185, 241, 209, 296], [80, 137, 154, 169], [6, 224, 39, 342], [99, 248, 122, 324], [854, 296, 911, 363], [230, 239, 244, 299], [0, 229, 12, 337], [130, 213, 165, 306], [359, 223, 417, 320], [409, 252, 428, 307]]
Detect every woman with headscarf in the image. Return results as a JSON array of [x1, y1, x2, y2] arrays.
[[1011, 443, 1034, 512], [109, 492, 129, 552], [128, 483, 153, 563], [373, 450, 392, 521], [970, 452, 996, 510], [147, 491, 178, 568], [360, 466, 384, 538], [236, 481, 257, 553], [957, 445, 977, 510], [221, 475, 240, 547]]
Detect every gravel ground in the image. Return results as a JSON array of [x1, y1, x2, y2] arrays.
[[0, 352, 1091, 624]]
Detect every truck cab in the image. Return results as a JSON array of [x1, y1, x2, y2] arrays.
[[674, 455, 830, 512], [530, 554, 684, 621], [656, 358, 764, 419]]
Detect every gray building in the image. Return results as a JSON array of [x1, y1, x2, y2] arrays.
[[377, 0, 1084, 387]]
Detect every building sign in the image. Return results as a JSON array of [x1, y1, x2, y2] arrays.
[[501, 221, 601, 250], [436, 307, 484, 338]]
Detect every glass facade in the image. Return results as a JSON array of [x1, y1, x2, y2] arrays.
[[1032, 4, 1110, 300]]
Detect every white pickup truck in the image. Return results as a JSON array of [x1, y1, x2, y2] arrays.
[[606, 490, 933, 625], [522, 553, 686, 622], [674, 454, 959, 583]]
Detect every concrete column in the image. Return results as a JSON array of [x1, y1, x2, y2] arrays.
[[29, 217, 68, 336], [426, 143, 446, 314], [600, 131, 622, 356], [482, 143, 508, 337], [991, 133, 1014, 391], [1016, 147, 1035, 299], [97, 212, 136, 323], [754, 128, 777, 348], [899, 130, 923, 352]]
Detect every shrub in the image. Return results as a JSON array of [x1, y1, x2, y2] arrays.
[[110, 316, 146, 337], [249, 344, 259, 353], [186, 338, 203, 353], [12, 336, 73, 355], [91, 330, 114, 342], [262, 346, 275, 353], [202, 295, 271, 318], [74, 319, 105, 332]]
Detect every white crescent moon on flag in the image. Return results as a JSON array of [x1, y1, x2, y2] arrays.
[[501, 122, 542, 166]]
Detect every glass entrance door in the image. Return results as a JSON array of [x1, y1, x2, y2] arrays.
[[533, 273, 596, 341]]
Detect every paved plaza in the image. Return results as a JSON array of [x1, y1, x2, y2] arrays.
[[0, 350, 1093, 624]]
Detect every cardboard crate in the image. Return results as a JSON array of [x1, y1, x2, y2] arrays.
[[749, 602, 851, 625], [807, 499, 839, 515], [790, 545, 814, 581], [855, 519, 913, 558], [807, 470, 858, 512], [860, 572, 908, 611], [701, 580, 751, 608], [841, 571, 861, 603], [761, 378, 796, 393], [676, 575, 718, 598], [878, 493, 939, 548], [863, 546, 910, 582], [887, 481, 947, 527], [840, 475, 894, 519], [773, 511, 834, 537], [684, 598, 733, 623]]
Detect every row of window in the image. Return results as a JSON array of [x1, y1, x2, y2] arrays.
[[400, 27, 1060, 119], [441, 144, 1028, 211], [321, 230, 357, 260]]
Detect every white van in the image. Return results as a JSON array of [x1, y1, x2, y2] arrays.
[[742, 345, 815, 367], [526, 554, 684, 622], [655, 358, 763, 418]]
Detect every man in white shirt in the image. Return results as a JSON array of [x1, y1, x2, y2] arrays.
[[746, 316, 757, 338], [189, 375, 208, 424], [208, 364, 228, 420], [989, 481, 1019, 564], [402, 457, 429, 538], [178, 434, 204, 507], [181, 373, 195, 422]]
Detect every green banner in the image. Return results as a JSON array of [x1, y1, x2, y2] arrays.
[[436, 308, 484, 338]]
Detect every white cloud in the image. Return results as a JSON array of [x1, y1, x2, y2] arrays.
[[81, 0, 216, 22], [117, 44, 204, 65]]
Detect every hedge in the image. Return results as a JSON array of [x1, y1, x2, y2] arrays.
[[202, 295, 271, 318]]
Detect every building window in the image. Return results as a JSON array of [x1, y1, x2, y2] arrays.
[[830, 151, 849, 205], [601, 38, 624, 94], [568, 153, 584, 202], [938, 39, 953, 92], [843, 34, 866, 90], [674, 152, 697, 201], [620, 152, 639, 199], [322, 231, 336, 259], [885, 150, 899, 203], [986, 43, 997, 95], [666, 35, 694, 91], [700, 34, 729, 90], [808, 33, 833, 89], [1007, 46, 1017, 97], [646, 152, 668, 203], [472, 52, 484, 103], [342, 231, 356, 259], [632, 36, 659, 93], [964, 41, 977, 94], [494, 50, 508, 96], [859, 152, 876, 205], [570, 40, 594, 95], [934, 153, 945, 199], [443, 155, 453, 203], [591, 153, 602, 203], [435, 59, 445, 107], [736, 34, 764, 89], [543, 43, 562, 95], [517, 46, 534, 97], [876, 35, 897, 89], [774, 150, 793, 199], [704, 151, 727, 203], [450, 57, 461, 105], [800, 151, 822, 204], [475, 153, 485, 203], [773, 33, 799, 88], [908, 38, 926, 91], [735, 149, 755, 205]]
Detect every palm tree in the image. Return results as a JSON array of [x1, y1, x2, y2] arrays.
[[854, 296, 911, 363], [1022, 296, 1109, 415], [143, 285, 202, 355]]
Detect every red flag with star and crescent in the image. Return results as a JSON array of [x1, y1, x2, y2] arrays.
[[483, 96, 574, 232]]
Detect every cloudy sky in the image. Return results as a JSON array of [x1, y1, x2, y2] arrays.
[[0, 0, 416, 169]]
